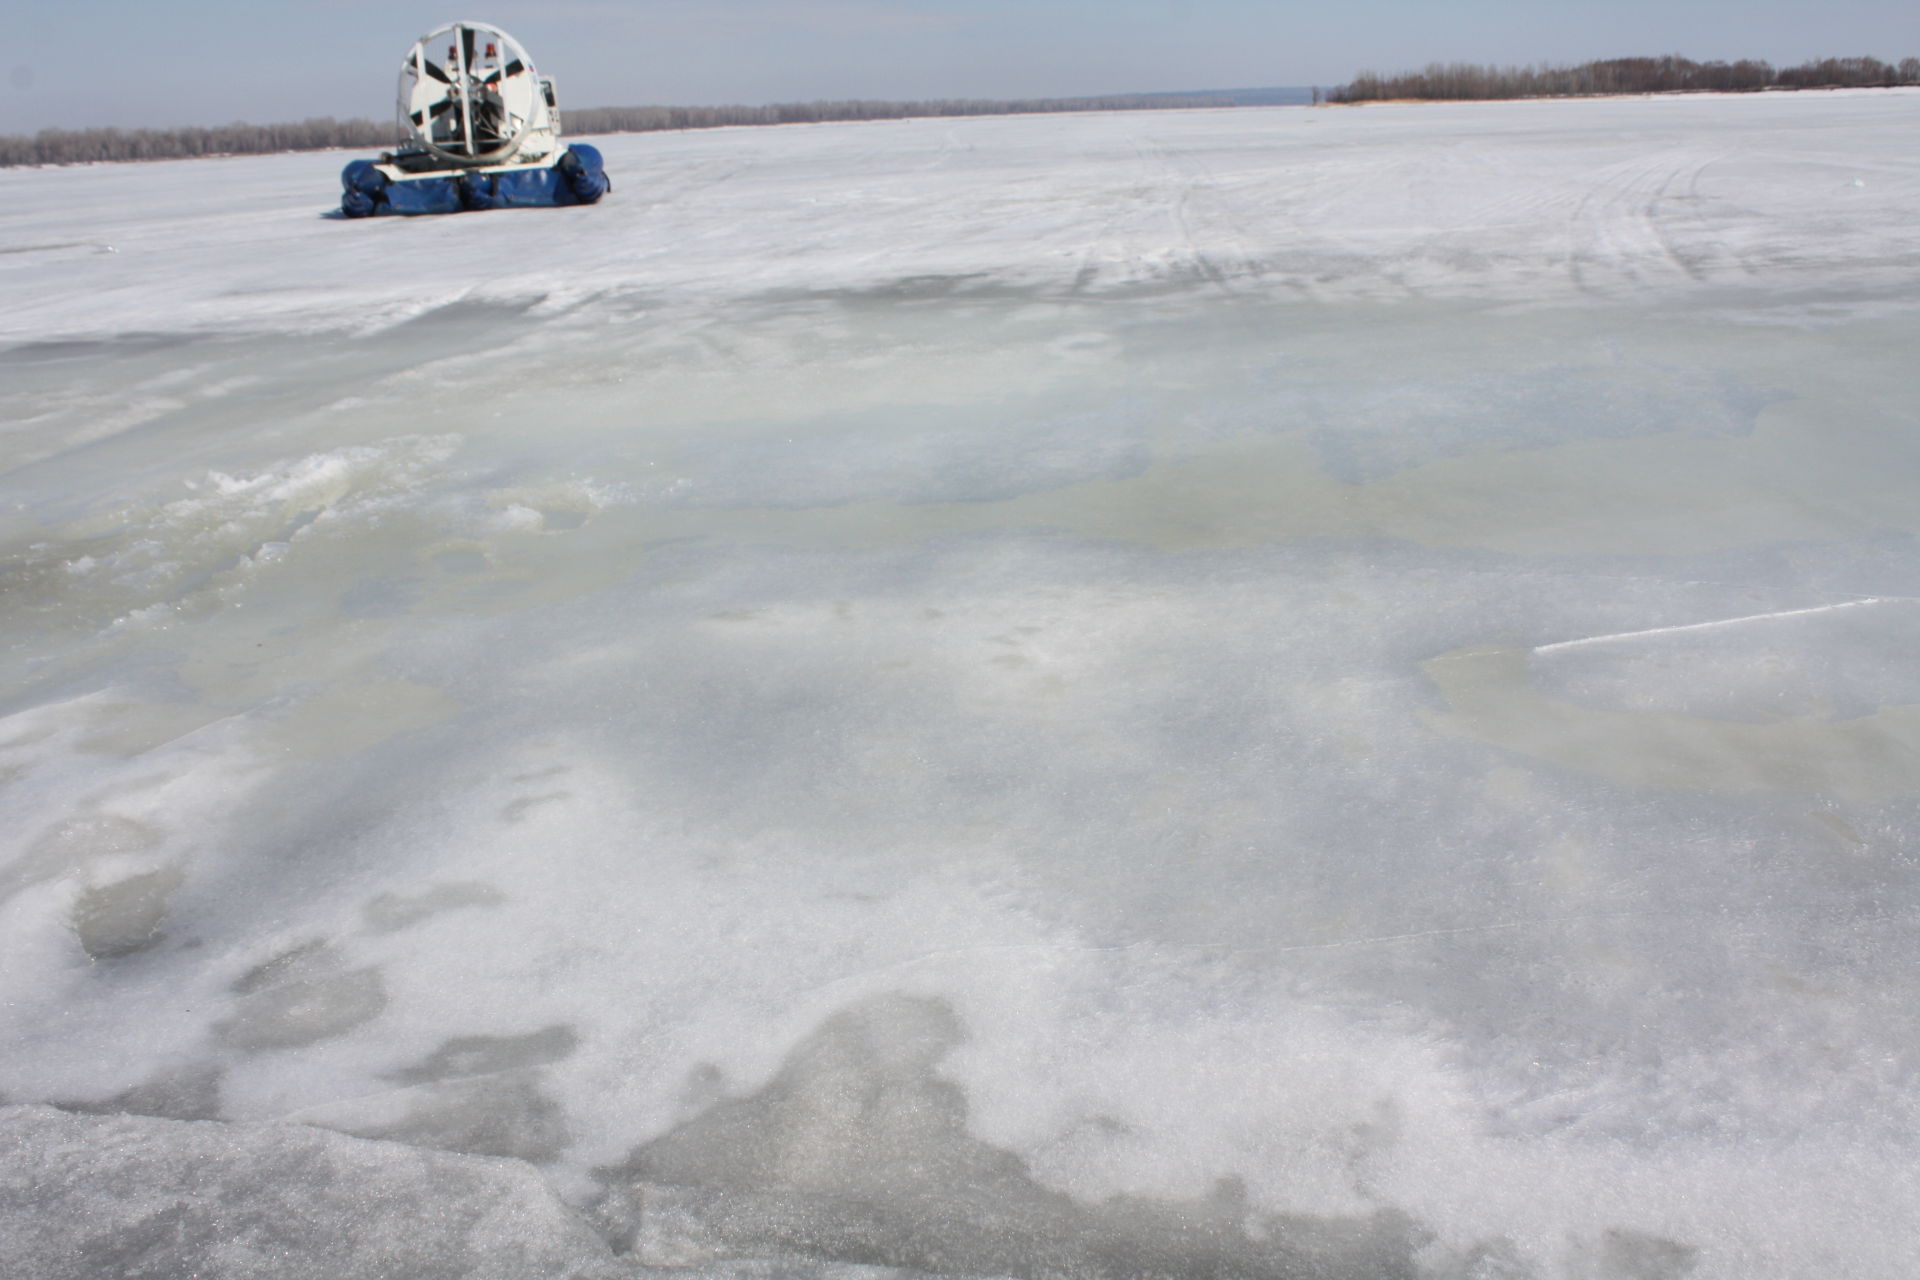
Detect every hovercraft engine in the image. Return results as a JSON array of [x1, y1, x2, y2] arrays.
[[340, 20, 609, 216]]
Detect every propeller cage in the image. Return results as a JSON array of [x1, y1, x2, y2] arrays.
[[398, 21, 558, 166]]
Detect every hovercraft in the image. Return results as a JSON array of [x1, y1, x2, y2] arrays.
[[340, 20, 609, 217]]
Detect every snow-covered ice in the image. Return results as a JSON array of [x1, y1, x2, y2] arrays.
[[3, 90, 1920, 1278]]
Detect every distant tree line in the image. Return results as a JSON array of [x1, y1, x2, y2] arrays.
[[1330, 55, 1920, 103], [0, 117, 396, 167], [0, 94, 1233, 168]]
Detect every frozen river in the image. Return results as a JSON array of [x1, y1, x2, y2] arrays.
[[3, 91, 1919, 1278]]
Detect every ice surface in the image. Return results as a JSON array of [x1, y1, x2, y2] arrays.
[[3, 91, 1920, 1278], [0, 1104, 622, 1278]]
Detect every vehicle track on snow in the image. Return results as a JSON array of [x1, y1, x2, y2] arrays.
[[1565, 149, 1732, 297], [1126, 132, 1250, 296]]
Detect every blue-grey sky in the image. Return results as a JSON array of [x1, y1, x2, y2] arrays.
[[7, 0, 1918, 132]]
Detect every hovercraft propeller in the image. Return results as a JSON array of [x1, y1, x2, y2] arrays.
[[398, 20, 551, 165]]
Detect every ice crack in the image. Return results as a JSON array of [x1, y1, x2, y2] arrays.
[[1533, 595, 1916, 654]]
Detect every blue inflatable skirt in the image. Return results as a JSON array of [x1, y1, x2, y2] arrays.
[[341, 145, 609, 217]]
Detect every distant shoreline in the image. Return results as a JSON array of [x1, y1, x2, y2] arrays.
[[0, 91, 1309, 169], [1331, 84, 1920, 108]]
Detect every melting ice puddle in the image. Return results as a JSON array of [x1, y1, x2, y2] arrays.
[[1426, 643, 1920, 800]]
